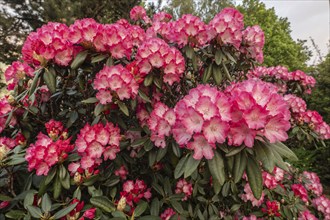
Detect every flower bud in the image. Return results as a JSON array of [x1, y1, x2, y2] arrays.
[[117, 196, 126, 211]]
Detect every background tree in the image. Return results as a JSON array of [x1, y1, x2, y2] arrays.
[[237, 0, 312, 71], [0, 0, 140, 64]]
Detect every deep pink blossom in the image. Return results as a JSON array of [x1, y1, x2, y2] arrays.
[[175, 179, 193, 201]]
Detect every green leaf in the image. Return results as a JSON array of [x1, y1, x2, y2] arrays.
[[5, 210, 25, 219], [106, 57, 114, 66], [53, 203, 78, 219], [53, 176, 62, 200], [174, 155, 189, 179], [246, 157, 263, 199], [212, 64, 222, 85], [117, 101, 129, 116], [44, 67, 56, 93], [270, 142, 298, 161], [94, 103, 104, 116], [41, 193, 52, 213], [202, 64, 213, 83], [71, 50, 88, 69], [138, 89, 151, 103], [233, 151, 247, 183], [144, 74, 154, 87], [0, 194, 12, 201], [150, 198, 160, 216], [27, 206, 42, 218], [222, 63, 232, 81], [270, 148, 289, 172], [90, 196, 115, 213], [91, 54, 108, 63], [139, 216, 161, 220], [170, 200, 184, 214], [134, 201, 148, 217], [29, 68, 43, 96], [184, 154, 201, 178], [208, 151, 226, 190], [7, 157, 26, 166], [226, 146, 246, 157], [255, 141, 275, 172], [185, 46, 195, 59], [156, 147, 167, 162], [215, 50, 223, 65], [24, 190, 35, 209], [67, 111, 78, 128], [130, 136, 149, 147], [81, 97, 99, 104]]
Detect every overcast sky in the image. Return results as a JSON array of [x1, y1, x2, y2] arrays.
[[235, 0, 330, 65]]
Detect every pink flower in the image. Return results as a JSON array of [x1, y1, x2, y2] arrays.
[[262, 172, 278, 189], [261, 200, 281, 217], [94, 65, 139, 104], [115, 166, 128, 180], [175, 179, 193, 201], [291, 184, 309, 203], [160, 208, 176, 220], [130, 6, 147, 21], [312, 196, 330, 219], [303, 171, 323, 196], [75, 122, 121, 170], [298, 210, 318, 220], [203, 117, 229, 144], [241, 183, 265, 207], [82, 208, 96, 219], [209, 8, 244, 49], [284, 94, 307, 113], [120, 179, 151, 207], [187, 134, 215, 160], [0, 201, 10, 209], [228, 121, 256, 148], [4, 61, 34, 90], [241, 25, 265, 63]]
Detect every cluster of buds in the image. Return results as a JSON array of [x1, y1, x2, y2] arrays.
[[64, 199, 96, 220], [291, 184, 309, 203], [298, 210, 318, 220], [284, 94, 307, 113], [0, 137, 16, 161], [175, 179, 193, 201], [261, 200, 281, 217], [160, 208, 176, 220], [302, 171, 323, 196], [312, 196, 330, 219], [297, 110, 330, 139], [4, 61, 34, 90], [119, 179, 152, 207], [45, 119, 68, 140]]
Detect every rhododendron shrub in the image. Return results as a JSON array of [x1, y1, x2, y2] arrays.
[[1, 6, 330, 220]]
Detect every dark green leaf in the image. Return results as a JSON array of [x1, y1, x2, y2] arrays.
[[233, 151, 247, 183], [44, 67, 56, 93], [185, 46, 195, 59], [215, 50, 223, 65], [246, 157, 263, 199], [27, 206, 42, 218], [53, 203, 78, 219], [208, 151, 226, 189], [150, 198, 160, 216], [29, 68, 43, 96], [226, 146, 246, 157], [255, 141, 275, 172], [212, 64, 222, 85], [91, 54, 108, 63], [94, 103, 104, 116], [5, 210, 25, 219], [270, 142, 298, 161], [53, 176, 62, 199], [174, 155, 188, 179], [90, 196, 115, 213], [117, 101, 129, 116], [144, 74, 154, 87], [202, 64, 213, 83], [139, 216, 161, 220], [71, 50, 88, 69], [138, 89, 151, 103], [184, 154, 200, 178], [41, 193, 52, 213], [81, 97, 99, 104], [134, 201, 148, 217]]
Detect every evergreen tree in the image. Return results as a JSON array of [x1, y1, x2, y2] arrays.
[[0, 0, 140, 64]]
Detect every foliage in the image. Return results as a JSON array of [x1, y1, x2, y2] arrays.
[[1, 5, 330, 220], [0, 0, 140, 64], [236, 0, 312, 71]]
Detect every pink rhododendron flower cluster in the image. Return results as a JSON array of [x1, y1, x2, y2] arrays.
[[284, 94, 307, 113], [312, 196, 330, 219], [172, 85, 229, 159], [4, 61, 34, 90], [241, 183, 265, 207], [226, 79, 291, 146], [74, 122, 121, 170], [136, 38, 185, 85], [175, 179, 193, 201], [22, 22, 74, 66], [0, 137, 16, 161], [247, 66, 316, 92], [115, 165, 129, 180], [168, 14, 210, 47], [94, 65, 139, 104], [273, 166, 285, 182], [148, 102, 176, 148], [261, 200, 281, 217], [291, 184, 309, 203], [45, 119, 67, 140], [130, 6, 150, 24], [297, 110, 330, 139], [120, 179, 152, 207], [241, 25, 265, 63], [209, 8, 244, 49], [25, 132, 74, 176], [152, 12, 172, 23], [298, 210, 318, 220], [160, 208, 176, 220], [303, 171, 323, 196], [262, 171, 278, 189], [0, 97, 15, 133]]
